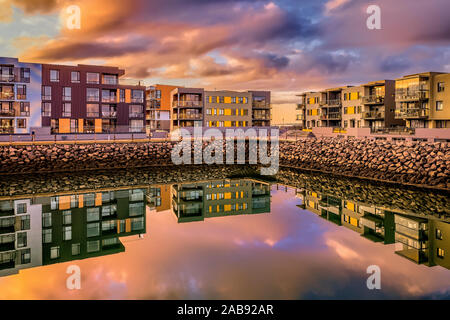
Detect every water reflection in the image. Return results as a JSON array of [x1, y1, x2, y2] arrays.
[[0, 168, 449, 299]]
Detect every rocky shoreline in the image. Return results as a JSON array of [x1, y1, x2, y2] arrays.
[[0, 138, 448, 189]]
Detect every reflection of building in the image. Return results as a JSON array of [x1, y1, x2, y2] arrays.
[[296, 187, 448, 269], [171, 179, 271, 223], [0, 199, 42, 276], [0, 187, 147, 276], [147, 185, 171, 212]]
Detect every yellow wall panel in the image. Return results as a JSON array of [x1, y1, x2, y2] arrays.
[[59, 119, 70, 134], [224, 97, 231, 104], [95, 193, 102, 206], [78, 195, 84, 208], [224, 109, 232, 116], [224, 121, 232, 127], [125, 89, 131, 103], [78, 119, 84, 133], [95, 119, 102, 133], [59, 196, 71, 210]]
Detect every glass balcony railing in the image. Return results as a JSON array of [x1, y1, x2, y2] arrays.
[[0, 109, 15, 116], [395, 108, 429, 119], [173, 101, 203, 108], [395, 90, 428, 101], [362, 111, 385, 119], [362, 95, 385, 104], [0, 92, 14, 100], [0, 74, 15, 83], [325, 99, 342, 107]]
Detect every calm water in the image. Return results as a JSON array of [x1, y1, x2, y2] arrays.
[[0, 168, 449, 299]]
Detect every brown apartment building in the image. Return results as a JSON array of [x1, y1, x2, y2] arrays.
[[41, 63, 146, 134], [146, 84, 179, 133]]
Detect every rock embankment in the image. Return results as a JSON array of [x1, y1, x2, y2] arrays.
[[0, 138, 448, 189]]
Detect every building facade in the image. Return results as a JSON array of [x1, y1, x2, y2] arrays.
[[296, 71, 449, 131], [395, 72, 450, 129], [0, 57, 42, 134], [41, 63, 145, 134], [146, 84, 178, 133], [204, 91, 252, 128]]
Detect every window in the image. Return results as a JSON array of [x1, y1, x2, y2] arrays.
[[50, 246, 60, 259], [436, 101, 443, 111], [87, 240, 100, 253], [86, 207, 100, 222], [63, 226, 72, 241], [72, 243, 81, 256], [20, 215, 30, 230], [129, 105, 143, 118], [70, 119, 78, 133], [130, 120, 144, 132], [437, 248, 445, 259], [42, 102, 51, 117], [42, 229, 52, 243], [20, 249, 31, 264], [102, 89, 117, 103], [17, 85, 26, 100], [120, 89, 125, 102], [87, 88, 99, 102], [219, 96, 224, 103], [17, 203, 27, 214], [63, 87, 72, 101], [102, 74, 117, 85], [131, 90, 144, 103], [17, 232, 27, 248], [87, 104, 99, 117], [50, 70, 59, 82], [437, 82, 444, 92], [436, 229, 443, 240], [71, 71, 80, 83], [62, 103, 71, 117], [86, 72, 100, 84], [20, 102, 30, 116], [63, 210, 72, 225], [20, 68, 30, 82], [42, 212, 52, 227], [87, 223, 100, 237], [16, 118, 26, 129], [42, 86, 51, 100]]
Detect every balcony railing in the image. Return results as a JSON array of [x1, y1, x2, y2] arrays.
[[173, 101, 203, 108], [0, 92, 14, 100], [129, 113, 144, 118], [253, 114, 271, 120], [252, 101, 270, 109], [363, 111, 385, 119], [321, 113, 342, 120], [102, 111, 117, 118], [0, 75, 15, 83], [102, 97, 117, 103], [0, 109, 15, 116], [174, 113, 202, 120], [296, 103, 306, 110], [325, 99, 342, 107], [131, 98, 144, 103], [363, 95, 385, 104], [395, 108, 429, 119], [395, 91, 428, 101], [371, 127, 415, 135]]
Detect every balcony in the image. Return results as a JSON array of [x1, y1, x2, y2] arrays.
[[253, 114, 271, 120], [395, 108, 429, 119], [296, 103, 306, 110], [0, 92, 14, 100], [102, 97, 118, 103], [174, 113, 202, 120], [173, 101, 203, 108], [395, 90, 428, 102], [252, 101, 270, 109], [325, 99, 342, 107], [129, 113, 144, 119], [102, 111, 117, 118], [321, 113, 342, 120], [363, 95, 385, 105], [0, 74, 15, 83], [363, 111, 385, 120], [0, 109, 15, 117]]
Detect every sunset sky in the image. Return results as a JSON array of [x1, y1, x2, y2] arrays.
[[1, 0, 449, 124]]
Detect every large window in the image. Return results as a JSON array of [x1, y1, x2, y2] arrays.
[[130, 120, 144, 132], [71, 71, 80, 83], [42, 102, 51, 117], [129, 105, 143, 118], [50, 70, 59, 82], [86, 104, 99, 117], [17, 119, 26, 129], [86, 207, 100, 222], [87, 240, 100, 253], [17, 85, 26, 100], [102, 89, 117, 103], [42, 86, 51, 100], [50, 246, 60, 259], [436, 101, 443, 111], [72, 243, 81, 256], [42, 212, 52, 227], [63, 210, 72, 225], [87, 88, 99, 102], [131, 90, 144, 103], [86, 72, 100, 84], [102, 74, 118, 85], [17, 232, 27, 248], [62, 103, 71, 117], [102, 104, 117, 118], [87, 223, 100, 238], [63, 226, 72, 241], [43, 229, 52, 243], [437, 82, 445, 92], [63, 87, 72, 101]]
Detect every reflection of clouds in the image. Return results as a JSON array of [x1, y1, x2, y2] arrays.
[[1, 188, 450, 299]]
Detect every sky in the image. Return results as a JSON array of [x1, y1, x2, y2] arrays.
[[0, 0, 449, 124], [1, 186, 450, 299]]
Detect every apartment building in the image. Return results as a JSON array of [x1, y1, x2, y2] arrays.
[[0, 57, 42, 134], [296, 71, 449, 131], [362, 80, 404, 130], [42, 63, 146, 134], [0, 198, 42, 277], [296, 186, 449, 269], [249, 91, 271, 127], [171, 179, 271, 223], [146, 84, 178, 133], [35, 188, 146, 265], [395, 72, 450, 129], [204, 91, 252, 128], [170, 87, 204, 131]]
